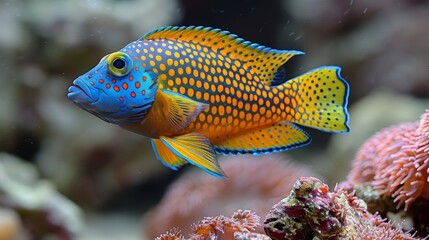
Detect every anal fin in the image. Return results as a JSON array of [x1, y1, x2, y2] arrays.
[[151, 138, 187, 170], [213, 122, 311, 155], [159, 133, 225, 178]]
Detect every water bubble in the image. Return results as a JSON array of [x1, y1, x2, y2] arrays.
[[294, 34, 302, 41]]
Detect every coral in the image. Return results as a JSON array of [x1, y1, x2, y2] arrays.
[[348, 110, 429, 210], [143, 154, 316, 238], [0, 153, 83, 239], [155, 210, 269, 240], [233, 232, 271, 240], [155, 227, 185, 240], [263, 177, 418, 240]]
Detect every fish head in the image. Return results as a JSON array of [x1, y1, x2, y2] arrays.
[[68, 41, 157, 125]]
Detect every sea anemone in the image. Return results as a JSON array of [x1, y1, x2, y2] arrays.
[[263, 177, 418, 240], [143, 154, 316, 238], [348, 109, 429, 210]]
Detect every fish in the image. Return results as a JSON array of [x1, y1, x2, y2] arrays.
[[68, 26, 350, 178]]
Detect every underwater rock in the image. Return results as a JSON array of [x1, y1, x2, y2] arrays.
[[263, 177, 418, 240], [155, 210, 268, 240], [143, 154, 317, 238], [0, 153, 83, 239]]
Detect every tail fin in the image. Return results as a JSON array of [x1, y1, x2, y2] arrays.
[[280, 66, 350, 133]]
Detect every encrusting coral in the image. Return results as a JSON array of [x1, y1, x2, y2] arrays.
[[263, 177, 418, 240], [144, 154, 316, 238], [348, 109, 429, 211], [155, 210, 270, 240]]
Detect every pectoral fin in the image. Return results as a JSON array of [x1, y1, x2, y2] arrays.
[[159, 133, 225, 178], [151, 138, 187, 170], [157, 89, 209, 131], [213, 122, 311, 155]]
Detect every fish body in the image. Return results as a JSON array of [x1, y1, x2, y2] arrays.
[[68, 26, 350, 177]]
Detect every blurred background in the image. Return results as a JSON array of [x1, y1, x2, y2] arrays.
[[0, 0, 428, 239]]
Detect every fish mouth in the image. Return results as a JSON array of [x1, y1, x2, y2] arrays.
[[67, 78, 100, 104]]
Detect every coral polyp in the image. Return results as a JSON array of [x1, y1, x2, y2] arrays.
[[348, 110, 429, 210]]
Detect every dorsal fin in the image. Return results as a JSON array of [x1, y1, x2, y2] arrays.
[[141, 26, 304, 85]]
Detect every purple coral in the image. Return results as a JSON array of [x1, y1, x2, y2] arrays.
[[263, 177, 418, 240], [263, 177, 342, 239]]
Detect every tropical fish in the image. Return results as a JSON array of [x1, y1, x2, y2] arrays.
[[68, 26, 350, 177]]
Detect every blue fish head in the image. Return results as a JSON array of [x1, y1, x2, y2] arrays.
[[68, 41, 157, 125]]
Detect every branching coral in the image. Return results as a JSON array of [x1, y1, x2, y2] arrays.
[[348, 110, 429, 210], [263, 177, 418, 240], [155, 210, 269, 240], [144, 154, 316, 238]]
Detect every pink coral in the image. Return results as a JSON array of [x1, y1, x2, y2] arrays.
[[143, 154, 316, 238], [348, 110, 429, 210], [155, 228, 185, 240], [190, 210, 259, 240], [156, 210, 267, 240]]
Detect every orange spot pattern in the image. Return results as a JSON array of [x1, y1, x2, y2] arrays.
[[144, 27, 299, 85], [133, 39, 296, 141]]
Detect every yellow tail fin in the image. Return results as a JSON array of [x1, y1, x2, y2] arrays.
[[281, 66, 350, 133]]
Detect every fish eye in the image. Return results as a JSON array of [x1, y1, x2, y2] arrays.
[[113, 59, 126, 69], [107, 52, 133, 77]]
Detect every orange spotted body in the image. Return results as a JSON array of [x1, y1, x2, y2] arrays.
[[126, 39, 283, 142], [69, 26, 350, 177]]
